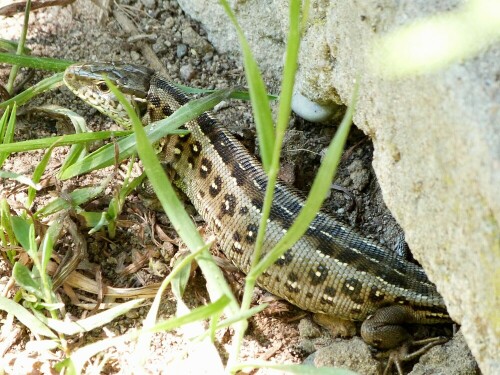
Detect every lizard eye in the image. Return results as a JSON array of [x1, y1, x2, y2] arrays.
[[96, 81, 109, 92]]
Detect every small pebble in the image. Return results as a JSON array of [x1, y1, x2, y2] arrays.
[[164, 16, 175, 29], [130, 51, 141, 61], [126, 310, 140, 319], [153, 40, 167, 54], [203, 51, 214, 61], [213, 100, 229, 113], [181, 26, 213, 54], [180, 64, 196, 81], [127, 33, 157, 43], [298, 318, 321, 339], [176, 43, 188, 58]]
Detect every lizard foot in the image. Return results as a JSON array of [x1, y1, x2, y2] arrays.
[[377, 336, 449, 375]]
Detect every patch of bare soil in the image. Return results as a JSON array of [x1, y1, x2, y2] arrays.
[[0, 1, 469, 374]]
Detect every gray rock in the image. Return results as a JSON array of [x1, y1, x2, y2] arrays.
[[177, 0, 499, 373], [179, 64, 196, 81], [410, 332, 479, 375], [312, 337, 380, 375], [176, 43, 188, 58], [297, 318, 321, 339], [181, 25, 214, 55], [176, 0, 285, 77]]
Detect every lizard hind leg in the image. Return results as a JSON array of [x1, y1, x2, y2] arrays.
[[361, 305, 414, 349]]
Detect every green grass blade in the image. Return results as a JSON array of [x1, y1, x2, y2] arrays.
[[40, 216, 64, 276], [0, 296, 57, 338], [250, 0, 303, 270], [171, 253, 192, 301], [0, 39, 31, 54], [0, 130, 131, 154], [218, 0, 274, 172], [6, 0, 32, 93], [143, 243, 209, 327], [229, 2, 305, 363], [0, 52, 73, 72], [275, 0, 302, 143], [33, 105, 90, 175], [0, 103, 16, 166], [173, 82, 278, 101], [0, 105, 10, 141], [0, 72, 64, 110], [26, 143, 55, 208], [0, 199, 16, 262], [64, 296, 229, 374], [149, 295, 230, 333], [209, 304, 267, 332], [45, 299, 144, 335]]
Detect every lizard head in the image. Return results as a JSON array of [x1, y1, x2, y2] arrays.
[[64, 62, 155, 128]]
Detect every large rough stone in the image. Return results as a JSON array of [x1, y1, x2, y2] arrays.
[[310, 337, 380, 374], [177, 0, 499, 373], [176, 0, 286, 77]]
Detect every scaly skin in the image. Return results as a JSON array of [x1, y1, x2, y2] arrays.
[[63, 62, 451, 350]]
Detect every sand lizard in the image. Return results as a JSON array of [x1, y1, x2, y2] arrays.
[[63, 62, 451, 357]]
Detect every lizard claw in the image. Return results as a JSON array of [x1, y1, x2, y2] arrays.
[[377, 336, 449, 375]]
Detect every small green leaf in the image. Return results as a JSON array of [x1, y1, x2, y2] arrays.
[[0, 199, 16, 262], [76, 210, 107, 228], [0, 105, 11, 141], [40, 216, 64, 274], [12, 262, 43, 299], [37, 302, 65, 311], [35, 179, 110, 218], [54, 358, 76, 373], [11, 215, 32, 251], [171, 253, 192, 300]]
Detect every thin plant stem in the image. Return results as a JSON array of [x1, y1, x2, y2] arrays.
[[7, 0, 32, 94]]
